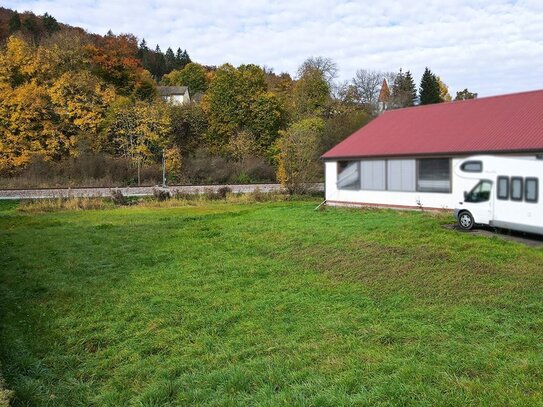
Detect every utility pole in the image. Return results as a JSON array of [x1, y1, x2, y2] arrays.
[[162, 148, 166, 187]]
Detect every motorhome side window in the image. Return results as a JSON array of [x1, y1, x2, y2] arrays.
[[525, 178, 538, 203], [337, 161, 360, 190], [461, 161, 483, 173], [497, 177, 509, 200], [465, 180, 492, 203], [510, 177, 523, 201]]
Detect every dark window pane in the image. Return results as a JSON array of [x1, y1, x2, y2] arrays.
[[511, 177, 523, 201], [417, 158, 451, 192], [497, 177, 509, 200], [465, 180, 492, 203], [461, 161, 483, 172], [525, 178, 538, 202]]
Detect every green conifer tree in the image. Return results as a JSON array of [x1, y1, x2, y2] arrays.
[[419, 67, 442, 105]]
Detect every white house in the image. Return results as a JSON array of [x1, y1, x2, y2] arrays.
[[322, 89, 543, 211], [158, 86, 190, 105]]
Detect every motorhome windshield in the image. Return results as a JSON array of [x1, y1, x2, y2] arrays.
[[465, 180, 492, 203]]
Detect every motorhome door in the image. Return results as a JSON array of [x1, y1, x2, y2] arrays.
[[464, 180, 493, 225]]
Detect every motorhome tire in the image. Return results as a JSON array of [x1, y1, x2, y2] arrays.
[[458, 211, 474, 230]]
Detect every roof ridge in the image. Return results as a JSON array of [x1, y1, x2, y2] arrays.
[[381, 88, 543, 114]]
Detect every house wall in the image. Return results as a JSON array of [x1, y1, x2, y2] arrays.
[[325, 157, 477, 211], [163, 92, 191, 105]]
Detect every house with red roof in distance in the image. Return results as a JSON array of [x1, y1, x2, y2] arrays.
[[322, 89, 543, 210]]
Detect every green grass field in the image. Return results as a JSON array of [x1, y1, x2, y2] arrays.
[[1, 200, 543, 406]]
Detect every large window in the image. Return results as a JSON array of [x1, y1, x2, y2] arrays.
[[337, 161, 360, 190], [335, 157, 452, 193], [387, 160, 416, 191], [360, 160, 386, 190], [417, 158, 451, 193]]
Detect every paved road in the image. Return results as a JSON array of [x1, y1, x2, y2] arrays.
[[0, 183, 324, 200]]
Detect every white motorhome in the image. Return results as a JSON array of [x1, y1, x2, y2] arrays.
[[454, 156, 543, 235]]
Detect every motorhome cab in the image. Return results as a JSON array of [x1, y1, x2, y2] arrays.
[[454, 156, 543, 235]]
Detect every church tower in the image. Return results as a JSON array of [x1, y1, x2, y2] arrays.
[[378, 79, 390, 113]]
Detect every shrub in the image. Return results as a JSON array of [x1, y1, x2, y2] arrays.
[[276, 118, 324, 194], [251, 187, 266, 202], [0, 365, 12, 407], [216, 186, 232, 200], [110, 189, 127, 205], [153, 188, 171, 201]]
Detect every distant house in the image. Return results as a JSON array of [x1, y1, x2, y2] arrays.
[[158, 86, 190, 105], [322, 89, 543, 210]]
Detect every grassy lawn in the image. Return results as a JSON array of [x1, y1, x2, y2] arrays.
[[1, 199, 543, 406]]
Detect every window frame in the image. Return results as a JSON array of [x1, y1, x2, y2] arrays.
[[497, 176, 509, 200], [460, 160, 483, 173], [525, 177, 539, 203], [510, 176, 523, 202]]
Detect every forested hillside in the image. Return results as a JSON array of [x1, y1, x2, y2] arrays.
[[0, 7, 475, 189]]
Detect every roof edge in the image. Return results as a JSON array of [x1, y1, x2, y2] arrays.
[[321, 148, 543, 161]]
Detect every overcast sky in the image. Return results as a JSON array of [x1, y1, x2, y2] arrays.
[[5, 0, 543, 96]]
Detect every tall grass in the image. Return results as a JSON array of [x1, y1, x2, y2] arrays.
[[15, 190, 305, 212], [18, 197, 115, 213]]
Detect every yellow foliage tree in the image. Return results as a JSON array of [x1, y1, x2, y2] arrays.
[[49, 71, 116, 151], [107, 101, 171, 184], [0, 36, 36, 87], [0, 82, 69, 171]]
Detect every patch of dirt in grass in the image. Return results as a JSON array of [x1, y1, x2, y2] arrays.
[[443, 224, 543, 248]]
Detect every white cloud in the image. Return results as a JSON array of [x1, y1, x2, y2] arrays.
[[5, 0, 543, 96]]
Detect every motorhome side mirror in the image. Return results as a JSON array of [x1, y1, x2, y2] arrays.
[[463, 191, 467, 200]]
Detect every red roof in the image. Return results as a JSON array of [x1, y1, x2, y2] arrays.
[[322, 89, 543, 159]]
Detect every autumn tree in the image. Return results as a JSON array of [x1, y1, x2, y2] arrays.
[[436, 76, 452, 102], [276, 117, 324, 193], [321, 110, 370, 153], [203, 63, 283, 154], [298, 56, 338, 85], [455, 88, 478, 100], [0, 82, 68, 171], [86, 32, 142, 95], [162, 62, 209, 94], [169, 103, 207, 157], [293, 65, 331, 118], [49, 71, 116, 150], [107, 100, 171, 184]]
